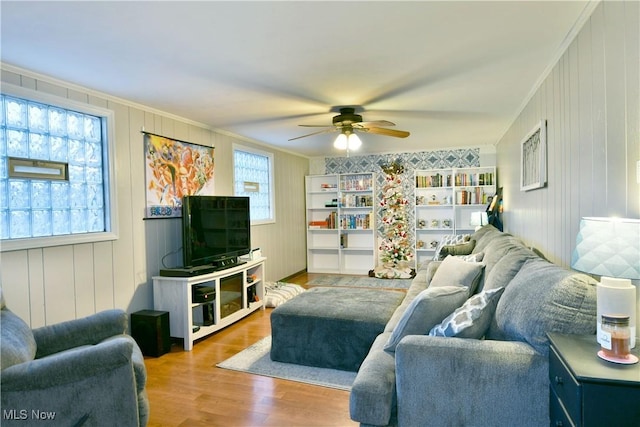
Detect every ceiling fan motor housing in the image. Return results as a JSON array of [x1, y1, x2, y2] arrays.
[[333, 107, 362, 126]]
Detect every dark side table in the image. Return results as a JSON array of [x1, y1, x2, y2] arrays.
[[548, 333, 640, 427]]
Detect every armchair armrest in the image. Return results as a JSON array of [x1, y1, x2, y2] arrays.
[[395, 335, 548, 427], [1, 337, 140, 426], [1, 336, 134, 391], [32, 309, 128, 358]]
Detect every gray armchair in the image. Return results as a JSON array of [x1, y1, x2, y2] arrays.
[[1, 289, 149, 426]]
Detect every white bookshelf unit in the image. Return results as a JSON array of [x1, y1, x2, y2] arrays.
[[305, 173, 375, 275], [414, 167, 496, 266], [152, 257, 265, 351]]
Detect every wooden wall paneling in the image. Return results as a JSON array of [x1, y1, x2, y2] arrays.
[[543, 77, 554, 260], [552, 63, 564, 263], [111, 101, 137, 310], [603, 2, 629, 217], [73, 243, 96, 318], [93, 241, 115, 312], [590, 6, 608, 218], [1, 251, 31, 323], [625, 0, 640, 217], [577, 22, 595, 218], [35, 79, 67, 99], [26, 249, 46, 327], [128, 107, 153, 312], [2, 65, 312, 325], [129, 108, 152, 290], [42, 246, 75, 323], [561, 52, 571, 262], [568, 42, 582, 253]]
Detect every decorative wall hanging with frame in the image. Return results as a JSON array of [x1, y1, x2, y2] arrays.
[[520, 120, 547, 191], [143, 132, 215, 218]]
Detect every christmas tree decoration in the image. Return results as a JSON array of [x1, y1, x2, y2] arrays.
[[370, 161, 415, 279]]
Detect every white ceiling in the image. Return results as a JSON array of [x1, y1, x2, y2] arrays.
[[1, 1, 593, 158]]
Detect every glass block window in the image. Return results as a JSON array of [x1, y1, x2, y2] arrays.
[[233, 146, 274, 224], [1, 87, 116, 250]]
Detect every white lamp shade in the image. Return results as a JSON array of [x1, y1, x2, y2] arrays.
[[571, 217, 640, 280], [347, 133, 361, 150], [334, 133, 348, 150], [469, 211, 488, 227], [571, 217, 640, 349]]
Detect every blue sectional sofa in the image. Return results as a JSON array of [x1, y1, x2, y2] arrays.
[[349, 225, 598, 427]]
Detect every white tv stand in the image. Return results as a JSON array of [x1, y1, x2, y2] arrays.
[[152, 257, 266, 350]]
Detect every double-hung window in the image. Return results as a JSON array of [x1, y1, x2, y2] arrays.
[[233, 145, 274, 224], [0, 85, 117, 251]]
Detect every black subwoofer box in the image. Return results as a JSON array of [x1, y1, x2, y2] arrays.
[[131, 310, 171, 357]]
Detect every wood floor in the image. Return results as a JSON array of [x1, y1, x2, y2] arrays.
[[143, 272, 359, 427]]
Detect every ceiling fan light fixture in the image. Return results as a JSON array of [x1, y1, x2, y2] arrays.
[[334, 133, 348, 150]]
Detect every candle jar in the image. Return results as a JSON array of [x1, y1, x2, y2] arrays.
[[600, 314, 631, 359]]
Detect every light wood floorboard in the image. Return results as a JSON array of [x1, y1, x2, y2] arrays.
[[144, 272, 360, 427]]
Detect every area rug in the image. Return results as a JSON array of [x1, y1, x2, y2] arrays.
[[216, 336, 356, 391], [305, 274, 412, 289]]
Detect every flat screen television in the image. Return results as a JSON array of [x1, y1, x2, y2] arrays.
[[182, 195, 251, 269]]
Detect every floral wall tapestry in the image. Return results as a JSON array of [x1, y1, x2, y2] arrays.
[[144, 132, 215, 218]]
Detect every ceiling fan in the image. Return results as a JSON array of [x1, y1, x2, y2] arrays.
[[288, 107, 410, 143]]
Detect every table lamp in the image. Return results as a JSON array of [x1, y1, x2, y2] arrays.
[[571, 217, 640, 348], [470, 211, 489, 231]]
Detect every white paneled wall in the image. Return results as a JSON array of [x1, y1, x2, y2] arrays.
[[496, 0, 639, 267], [0, 67, 309, 327]]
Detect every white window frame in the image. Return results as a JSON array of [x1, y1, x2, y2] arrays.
[[232, 144, 275, 225], [1, 84, 118, 252]]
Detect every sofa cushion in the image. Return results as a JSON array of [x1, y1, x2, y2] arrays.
[[383, 286, 468, 353], [429, 287, 505, 338], [429, 255, 484, 296], [480, 247, 535, 292], [433, 233, 471, 260], [459, 251, 484, 262], [488, 258, 597, 355], [1, 309, 37, 370], [438, 239, 476, 259]]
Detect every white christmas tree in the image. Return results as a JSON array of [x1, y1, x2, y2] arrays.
[[370, 161, 415, 279]]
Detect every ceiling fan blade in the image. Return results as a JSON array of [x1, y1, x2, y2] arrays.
[[362, 127, 410, 138], [298, 124, 336, 128], [288, 128, 337, 141], [353, 120, 396, 128]]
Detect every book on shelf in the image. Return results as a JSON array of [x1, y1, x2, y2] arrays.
[[455, 172, 495, 187], [455, 187, 490, 205], [340, 233, 348, 248], [339, 212, 373, 229], [341, 194, 374, 208], [309, 220, 329, 229], [320, 183, 337, 191], [416, 173, 451, 188], [340, 174, 373, 191]]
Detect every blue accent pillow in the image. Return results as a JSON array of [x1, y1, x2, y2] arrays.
[[384, 286, 468, 353], [429, 287, 505, 339]]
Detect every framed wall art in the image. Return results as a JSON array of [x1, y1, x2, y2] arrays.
[[144, 132, 215, 218], [520, 120, 547, 191]]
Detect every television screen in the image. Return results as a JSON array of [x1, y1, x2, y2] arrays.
[[182, 196, 251, 268]]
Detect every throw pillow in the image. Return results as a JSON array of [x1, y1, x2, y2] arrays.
[[438, 239, 476, 260], [433, 234, 471, 261], [489, 258, 597, 356], [383, 286, 468, 353], [264, 282, 305, 308], [429, 287, 505, 339], [458, 251, 484, 262], [429, 255, 485, 296]]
